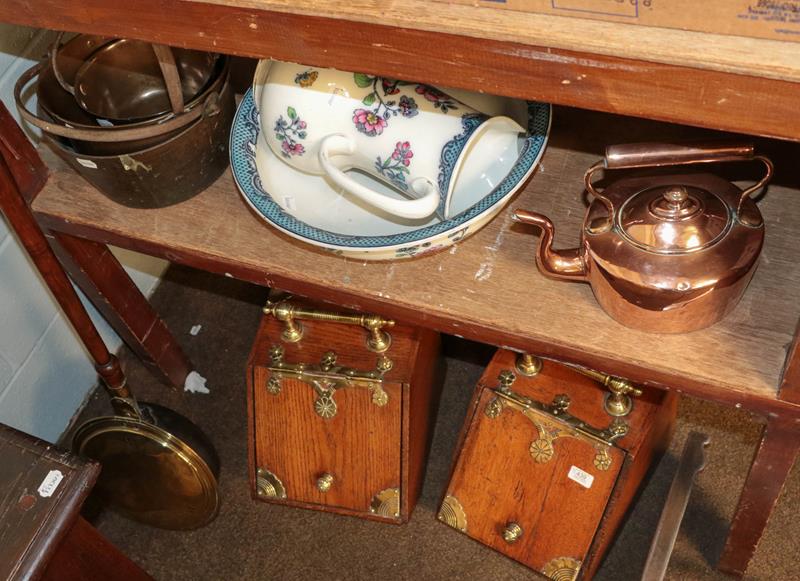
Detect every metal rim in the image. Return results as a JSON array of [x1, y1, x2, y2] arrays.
[[74, 414, 219, 530]]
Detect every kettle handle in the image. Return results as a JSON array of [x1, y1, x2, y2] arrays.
[[585, 142, 774, 221]]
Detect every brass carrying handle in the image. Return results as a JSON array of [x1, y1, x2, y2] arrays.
[[263, 300, 394, 353], [585, 142, 773, 221], [567, 364, 642, 417]]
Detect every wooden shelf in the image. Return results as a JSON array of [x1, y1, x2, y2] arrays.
[[2, 0, 800, 140], [32, 107, 800, 412]]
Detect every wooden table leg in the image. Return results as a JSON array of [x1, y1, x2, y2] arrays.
[[42, 517, 152, 581], [718, 415, 800, 577], [48, 231, 191, 390]]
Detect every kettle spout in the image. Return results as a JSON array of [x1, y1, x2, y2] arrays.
[[512, 209, 587, 281]]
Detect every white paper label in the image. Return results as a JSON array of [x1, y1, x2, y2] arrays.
[[568, 465, 594, 489], [37, 470, 64, 497], [76, 158, 98, 169]]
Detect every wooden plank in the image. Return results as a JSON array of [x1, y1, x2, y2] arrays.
[[42, 517, 152, 581], [208, 0, 800, 82], [718, 416, 800, 577], [779, 319, 800, 404], [0, 424, 99, 581], [47, 232, 192, 390], [31, 108, 800, 415], [2, 0, 800, 140], [0, 94, 48, 203]]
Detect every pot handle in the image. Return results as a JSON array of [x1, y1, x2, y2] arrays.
[[49, 31, 78, 95], [318, 134, 440, 220], [585, 142, 773, 221], [14, 61, 207, 142]]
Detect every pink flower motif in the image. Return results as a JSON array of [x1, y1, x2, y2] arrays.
[[391, 141, 413, 166], [353, 108, 388, 136], [281, 140, 305, 157]]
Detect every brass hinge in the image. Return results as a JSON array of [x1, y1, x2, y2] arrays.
[[267, 345, 392, 419], [485, 370, 629, 470]]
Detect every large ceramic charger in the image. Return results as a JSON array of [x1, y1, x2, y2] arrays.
[[230, 87, 550, 260]]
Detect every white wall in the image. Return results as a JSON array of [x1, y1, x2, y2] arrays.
[[0, 24, 167, 442]]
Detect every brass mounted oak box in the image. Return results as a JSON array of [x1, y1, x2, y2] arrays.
[[246, 297, 441, 523], [438, 350, 678, 579]]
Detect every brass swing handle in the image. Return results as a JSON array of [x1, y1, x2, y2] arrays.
[[585, 142, 773, 225], [264, 299, 394, 353], [566, 364, 643, 418]]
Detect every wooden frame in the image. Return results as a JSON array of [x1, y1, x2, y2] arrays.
[[0, 2, 798, 577]]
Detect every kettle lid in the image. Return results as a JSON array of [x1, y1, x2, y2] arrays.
[[618, 184, 730, 253]]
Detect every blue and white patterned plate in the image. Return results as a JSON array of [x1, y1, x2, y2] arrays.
[[230, 89, 550, 260]]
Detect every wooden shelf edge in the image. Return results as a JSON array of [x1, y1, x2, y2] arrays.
[[33, 209, 800, 419], [2, 0, 800, 141]]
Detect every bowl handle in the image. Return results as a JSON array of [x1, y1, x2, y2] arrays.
[[318, 134, 439, 220]]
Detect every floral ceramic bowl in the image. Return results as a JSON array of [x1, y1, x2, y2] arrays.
[[230, 88, 550, 261]]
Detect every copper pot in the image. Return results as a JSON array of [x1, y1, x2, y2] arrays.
[[513, 143, 773, 333]]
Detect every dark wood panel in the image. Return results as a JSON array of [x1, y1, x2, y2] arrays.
[[42, 517, 152, 581], [718, 416, 800, 577], [1, 0, 800, 140], [0, 424, 99, 581], [48, 232, 192, 390], [779, 320, 800, 404], [0, 101, 48, 203], [403, 328, 441, 517]]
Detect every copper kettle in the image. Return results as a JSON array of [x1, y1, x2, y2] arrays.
[[513, 143, 773, 333]]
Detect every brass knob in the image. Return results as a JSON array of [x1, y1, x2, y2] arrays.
[[502, 522, 523, 544], [316, 473, 334, 492], [664, 185, 689, 204], [515, 353, 542, 377]]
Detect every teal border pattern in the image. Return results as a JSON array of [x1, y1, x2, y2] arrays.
[[230, 89, 550, 249]]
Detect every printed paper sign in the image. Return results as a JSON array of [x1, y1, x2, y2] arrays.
[[37, 470, 64, 498], [568, 465, 594, 489]]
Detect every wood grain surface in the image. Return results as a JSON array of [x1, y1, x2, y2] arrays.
[[249, 305, 441, 521], [2, 1, 800, 139], [0, 424, 100, 581], [717, 416, 800, 577], [33, 108, 800, 413], [253, 370, 402, 515], [441, 350, 675, 576]]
